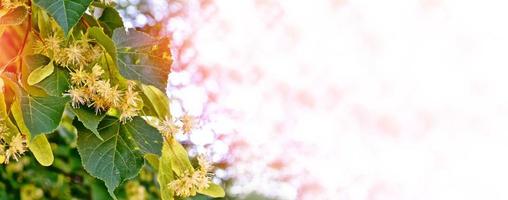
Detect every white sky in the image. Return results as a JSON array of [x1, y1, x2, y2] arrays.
[[169, 0, 508, 199]]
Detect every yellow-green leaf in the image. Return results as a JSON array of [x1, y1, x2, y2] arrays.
[[198, 183, 226, 198], [145, 154, 160, 171], [10, 99, 28, 135], [141, 84, 170, 119], [0, 78, 19, 142], [158, 142, 175, 200], [28, 135, 54, 166], [27, 61, 54, 85], [168, 138, 194, 176]]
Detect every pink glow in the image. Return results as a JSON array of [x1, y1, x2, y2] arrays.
[[166, 0, 508, 199]]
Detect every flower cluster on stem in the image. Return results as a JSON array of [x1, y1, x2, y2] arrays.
[[0, 118, 27, 164], [34, 34, 102, 69], [67, 65, 142, 123], [168, 155, 212, 197]]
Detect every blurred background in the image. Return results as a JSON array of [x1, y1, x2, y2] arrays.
[[118, 0, 508, 199]]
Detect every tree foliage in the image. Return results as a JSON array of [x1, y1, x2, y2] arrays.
[[0, 0, 224, 199]]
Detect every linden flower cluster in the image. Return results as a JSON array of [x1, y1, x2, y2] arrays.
[[34, 35, 102, 69], [169, 156, 212, 197], [67, 65, 142, 123], [0, 118, 27, 164], [156, 115, 196, 138]]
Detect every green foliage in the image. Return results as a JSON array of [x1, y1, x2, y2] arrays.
[[70, 106, 106, 139], [33, 0, 93, 35], [158, 142, 175, 200], [0, 0, 225, 199], [167, 138, 194, 176], [99, 7, 123, 36], [28, 135, 54, 167], [113, 28, 171, 91], [141, 84, 171, 119], [35, 66, 70, 96], [20, 93, 69, 139], [76, 116, 146, 198], [27, 61, 54, 85]]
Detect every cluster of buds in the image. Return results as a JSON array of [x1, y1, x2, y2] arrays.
[[67, 65, 142, 123], [168, 155, 212, 197], [0, 118, 27, 164], [34, 34, 103, 69]]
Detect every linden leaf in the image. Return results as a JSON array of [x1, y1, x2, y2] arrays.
[[11, 99, 54, 166], [112, 28, 171, 91], [88, 27, 116, 61], [35, 65, 70, 96], [167, 138, 194, 177], [99, 7, 123, 36], [35, 6, 52, 37], [112, 28, 158, 48], [28, 135, 54, 166], [122, 117, 163, 156], [141, 84, 170, 119], [0, 78, 20, 141], [25, 54, 50, 70], [21, 92, 69, 139], [76, 116, 163, 198], [28, 61, 54, 86], [158, 142, 175, 200], [33, 0, 93, 36], [76, 116, 143, 199], [0, 6, 28, 26], [198, 183, 226, 198], [70, 106, 106, 140]]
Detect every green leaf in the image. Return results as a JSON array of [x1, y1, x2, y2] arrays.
[[113, 28, 171, 91], [158, 142, 175, 200], [112, 28, 158, 48], [76, 116, 144, 199], [168, 138, 194, 176], [23, 54, 53, 96], [198, 183, 226, 198], [35, 6, 52, 37], [122, 117, 163, 156], [70, 106, 106, 140], [144, 154, 159, 171], [34, 65, 70, 96], [0, 6, 28, 26], [33, 0, 93, 36], [91, 179, 112, 200], [76, 116, 163, 198], [21, 92, 69, 139], [10, 98, 54, 166], [99, 7, 123, 36], [88, 27, 116, 61], [28, 61, 54, 86], [25, 54, 50, 70], [141, 84, 170, 119]]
